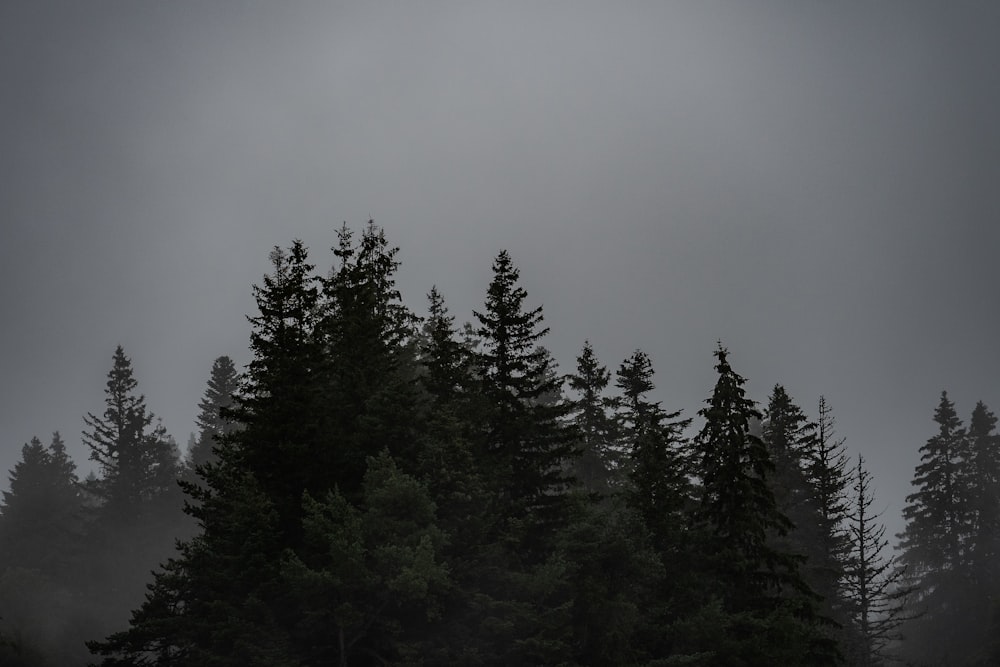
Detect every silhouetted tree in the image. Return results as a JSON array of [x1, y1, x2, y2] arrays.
[[186, 356, 240, 471], [679, 345, 836, 665], [843, 455, 912, 667], [565, 341, 618, 494]]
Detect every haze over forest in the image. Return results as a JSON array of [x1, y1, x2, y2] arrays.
[[1, 2, 999, 666]]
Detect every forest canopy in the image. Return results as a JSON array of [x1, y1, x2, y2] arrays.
[[1, 222, 997, 666]]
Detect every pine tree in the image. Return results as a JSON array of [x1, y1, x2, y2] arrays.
[[616, 349, 691, 549], [318, 222, 423, 496], [83, 346, 181, 519], [843, 455, 912, 667], [0, 434, 82, 580], [895, 391, 976, 665], [804, 397, 851, 621], [898, 391, 967, 575], [187, 356, 240, 471], [468, 250, 577, 664], [564, 341, 618, 495], [681, 345, 836, 666], [473, 249, 575, 545], [762, 386, 844, 629]]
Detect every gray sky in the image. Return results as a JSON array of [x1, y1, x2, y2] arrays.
[[3, 2, 999, 538]]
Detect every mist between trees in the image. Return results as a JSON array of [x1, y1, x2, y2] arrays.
[[1, 222, 997, 666]]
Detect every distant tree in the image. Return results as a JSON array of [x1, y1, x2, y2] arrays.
[[81, 346, 184, 637], [843, 455, 913, 667], [803, 397, 852, 622], [564, 341, 619, 495], [83, 346, 181, 518], [896, 391, 974, 665], [761, 385, 847, 635], [186, 356, 240, 471]]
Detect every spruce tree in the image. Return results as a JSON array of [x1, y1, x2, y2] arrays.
[[616, 349, 691, 550], [83, 346, 181, 519], [473, 249, 574, 545], [187, 356, 240, 471], [804, 397, 851, 620], [317, 222, 423, 495], [81, 346, 184, 631], [0, 433, 83, 581], [564, 341, 618, 495], [682, 345, 836, 665], [762, 386, 844, 630], [469, 249, 577, 664]]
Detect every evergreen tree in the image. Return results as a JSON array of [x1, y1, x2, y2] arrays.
[[896, 391, 975, 665], [83, 346, 181, 519], [681, 345, 836, 665], [898, 391, 967, 575], [616, 349, 691, 550], [963, 401, 1000, 596], [564, 341, 618, 495], [81, 346, 184, 633], [473, 249, 575, 546], [804, 397, 851, 621], [843, 455, 912, 667], [186, 356, 240, 471], [317, 221, 423, 496], [282, 452, 449, 667], [469, 250, 577, 664], [762, 386, 844, 631]]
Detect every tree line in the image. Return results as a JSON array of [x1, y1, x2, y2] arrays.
[[1, 221, 997, 665]]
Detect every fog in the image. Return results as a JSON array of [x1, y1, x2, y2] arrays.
[[1, 3, 998, 665]]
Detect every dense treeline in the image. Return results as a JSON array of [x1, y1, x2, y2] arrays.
[[1, 222, 997, 665]]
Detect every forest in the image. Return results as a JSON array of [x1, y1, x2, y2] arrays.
[[0, 222, 997, 666]]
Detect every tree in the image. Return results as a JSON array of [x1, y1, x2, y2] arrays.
[[895, 391, 976, 665], [616, 349, 691, 549], [473, 249, 575, 546], [762, 386, 844, 629], [564, 341, 618, 494], [81, 346, 184, 633], [186, 356, 240, 472], [842, 455, 913, 667], [681, 345, 836, 665], [469, 250, 577, 664], [83, 346, 181, 519], [3, 433, 83, 581], [803, 396, 851, 624], [282, 452, 449, 667], [898, 391, 967, 575]]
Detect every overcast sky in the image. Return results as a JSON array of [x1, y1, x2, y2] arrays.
[[3, 2, 999, 538]]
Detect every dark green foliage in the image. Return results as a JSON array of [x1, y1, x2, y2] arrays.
[[283, 452, 449, 666]]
